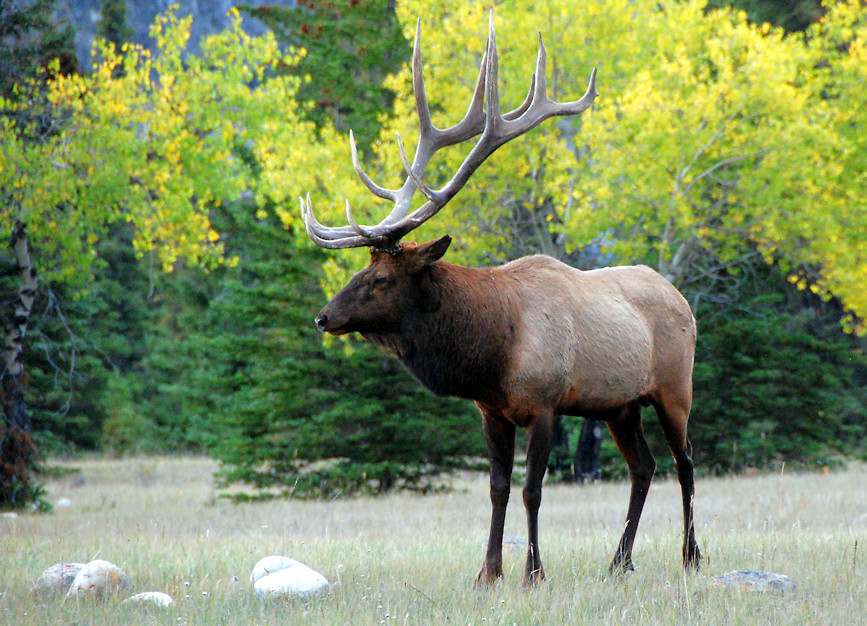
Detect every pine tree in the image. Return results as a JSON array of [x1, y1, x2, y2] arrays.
[[119, 200, 484, 497], [97, 0, 134, 52], [239, 0, 409, 150]]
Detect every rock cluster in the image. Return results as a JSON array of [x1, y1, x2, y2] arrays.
[[31, 560, 172, 606], [31, 554, 330, 605]]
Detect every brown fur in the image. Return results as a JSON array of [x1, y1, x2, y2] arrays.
[[316, 235, 701, 586]]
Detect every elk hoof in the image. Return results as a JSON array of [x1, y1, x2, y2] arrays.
[[521, 569, 546, 589], [608, 557, 636, 576], [474, 567, 503, 588], [684, 545, 702, 571]]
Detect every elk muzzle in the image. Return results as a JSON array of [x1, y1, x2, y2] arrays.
[[314, 304, 352, 335]]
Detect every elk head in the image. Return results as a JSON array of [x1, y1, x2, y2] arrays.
[[314, 235, 452, 336], [302, 13, 598, 332]]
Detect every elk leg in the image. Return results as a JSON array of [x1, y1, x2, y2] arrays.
[[606, 403, 656, 574], [653, 398, 702, 570], [476, 408, 516, 586], [522, 413, 553, 587]]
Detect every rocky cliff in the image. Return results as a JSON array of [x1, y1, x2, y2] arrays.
[[56, 0, 297, 68]]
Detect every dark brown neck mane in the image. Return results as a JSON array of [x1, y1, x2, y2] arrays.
[[364, 262, 514, 403]]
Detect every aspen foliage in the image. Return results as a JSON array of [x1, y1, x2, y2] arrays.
[[0, 8, 359, 284], [316, 0, 866, 329]]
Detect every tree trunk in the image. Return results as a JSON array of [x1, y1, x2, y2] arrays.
[[0, 221, 40, 509], [547, 415, 571, 478], [574, 419, 604, 483]]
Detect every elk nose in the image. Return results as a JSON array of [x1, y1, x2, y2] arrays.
[[315, 314, 328, 332]]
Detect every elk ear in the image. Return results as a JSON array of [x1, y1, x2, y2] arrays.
[[410, 235, 452, 272]]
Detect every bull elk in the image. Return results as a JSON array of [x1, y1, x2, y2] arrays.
[[301, 16, 701, 586]]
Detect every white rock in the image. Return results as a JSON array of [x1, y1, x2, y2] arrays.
[[0, 512, 18, 519], [250, 555, 305, 584], [252, 558, 330, 599], [56, 497, 72, 507], [122, 591, 175, 607], [712, 570, 796, 592], [65, 559, 133, 600], [31, 563, 86, 595]]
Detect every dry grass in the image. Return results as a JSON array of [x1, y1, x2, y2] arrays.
[[1, 456, 865, 624]]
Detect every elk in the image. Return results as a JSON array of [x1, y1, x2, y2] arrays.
[[301, 16, 701, 587]]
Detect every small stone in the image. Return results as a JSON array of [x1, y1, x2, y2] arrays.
[[65, 559, 133, 600], [712, 570, 796, 592], [31, 563, 86, 596], [122, 591, 175, 607]]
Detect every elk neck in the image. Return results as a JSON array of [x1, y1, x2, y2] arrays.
[[363, 261, 516, 404]]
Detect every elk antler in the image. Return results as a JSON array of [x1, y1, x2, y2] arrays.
[[301, 13, 598, 253]]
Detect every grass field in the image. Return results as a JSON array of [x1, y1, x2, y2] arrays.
[[1, 456, 865, 624]]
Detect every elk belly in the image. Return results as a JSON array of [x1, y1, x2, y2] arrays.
[[510, 300, 653, 414]]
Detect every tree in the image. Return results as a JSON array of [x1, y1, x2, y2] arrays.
[[0, 8, 352, 508], [239, 0, 409, 150], [0, 0, 79, 508]]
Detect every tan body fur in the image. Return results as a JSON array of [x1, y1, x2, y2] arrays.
[[485, 256, 694, 423]]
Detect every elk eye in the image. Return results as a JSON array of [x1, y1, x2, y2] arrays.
[[373, 276, 389, 288]]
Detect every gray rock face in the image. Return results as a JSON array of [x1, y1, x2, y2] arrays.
[[55, 0, 300, 69]]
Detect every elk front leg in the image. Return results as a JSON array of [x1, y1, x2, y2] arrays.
[[522, 413, 553, 587], [476, 409, 516, 586]]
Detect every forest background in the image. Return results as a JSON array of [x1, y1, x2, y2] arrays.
[[1, 0, 865, 509]]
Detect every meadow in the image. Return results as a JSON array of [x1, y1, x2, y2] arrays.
[[1, 456, 864, 625]]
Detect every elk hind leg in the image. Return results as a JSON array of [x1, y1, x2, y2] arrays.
[[653, 396, 701, 570], [521, 413, 553, 587], [607, 403, 656, 574], [476, 408, 516, 586]]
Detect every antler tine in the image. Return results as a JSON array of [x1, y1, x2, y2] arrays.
[[350, 131, 397, 202], [412, 18, 435, 137], [301, 194, 358, 242], [532, 33, 549, 105], [346, 199, 378, 238], [484, 12, 502, 133], [396, 132, 439, 203], [302, 195, 391, 249], [503, 72, 536, 122]]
